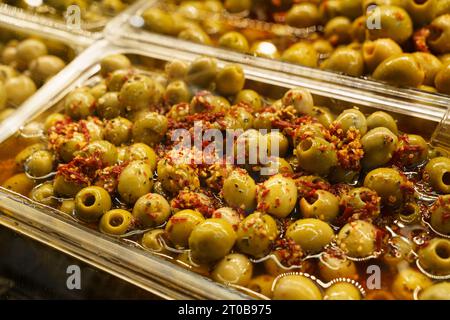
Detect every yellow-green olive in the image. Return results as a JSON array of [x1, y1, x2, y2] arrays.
[[351, 16, 367, 42], [25, 150, 54, 178], [398, 202, 421, 224], [395, 134, 428, 167], [321, 47, 364, 77], [273, 275, 322, 300], [2, 173, 35, 196], [364, 167, 407, 206], [337, 220, 378, 258], [313, 39, 334, 56], [218, 31, 249, 53], [366, 111, 398, 134], [132, 193, 171, 227], [215, 64, 245, 96], [103, 116, 132, 146], [100, 54, 131, 76], [118, 160, 153, 204], [30, 182, 58, 207], [141, 229, 166, 252], [367, 5, 413, 44], [383, 236, 414, 269], [234, 89, 263, 112], [318, 252, 358, 282], [247, 275, 275, 298], [311, 106, 335, 128], [165, 59, 188, 81], [324, 16, 353, 45], [236, 212, 278, 257], [324, 282, 361, 300], [261, 156, 294, 175], [57, 132, 87, 163], [300, 190, 340, 222], [211, 253, 253, 286], [157, 156, 200, 194], [222, 169, 257, 212], [119, 75, 162, 112], [405, 0, 436, 26], [340, 187, 381, 218], [53, 173, 87, 198], [257, 174, 297, 218], [142, 8, 177, 35], [285, 3, 321, 28], [281, 42, 318, 68], [186, 57, 218, 88], [164, 80, 191, 105], [90, 81, 107, 99], [64, 88, 95, 119], [250, 41, 280, 59], [4, 75, 36, 107], [286, 218, 334, 253], [132, 111, 168, 146], [296, 137, 338, 176], [99, 209, 133, 235], [189, 218, 236, 263], [16, 38, 47, 69], [59, 199, 75, 215], [423, 157, 450, 194], [43, 113, 66, 132], [361, 127, 398, 169], [435, 62, 450, 94], [392, 268, 432, 300], [362, 39, 403, 72], [165, 209, 205, 248], [74, 186, 112, 221], [78, 140, 117, 166], [419, 282, 450, 300], [0, 65, 17, 83], [178, 28, 212, 45], [413, 52, 443, 86], [418, 238, 450, 275], [430, 195, 450, 234], [224, 0, 251, 12], [334, 108, 368, 135], [29, 55, 66, 86], [124, 142, 157, 170], [15, 143, 45, 169], [428, 14, 450, 54], [211, 207, 242, 230], [282, 87, 314, 115], [96, 92, 123, 119], [106, 69, 129, 92], [373, 53, 425, 87]]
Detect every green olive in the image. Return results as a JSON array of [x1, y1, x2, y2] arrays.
[[313, 40, 334, 56], [132, 112, 168, 146], [250, 41, 280, 59], [119, 74, 162, 112], [89, 81, 107, 100], [189, 218, 236, 263], [4, 75, 37, 107], [141, 229, 166, 252], [2, 173, 35, 195], [164, 80, 191, 105], [282, 87, 314, 115], [99, 209, 133, 235], [435, 62, 450, 94], [398, 202, 421, 224], [218, 31, 249, 53], [366, 111, 398, 134], [367, 5, 413, 44], [64, 88, 95, 119], [396, 134, 428, 167], [106, 69, 129, 92], [364, 167, 407, 206], [16, 38, 47, 69], [157, 157, 200, 194], [96, 92, 123, 119], [83, 118, 104, 141], [296, 137, 338, 176], [257, 174, 297, 218], [222, 169, 256, 212], [215, 64, 245, 96], [103, 116, 132, 146], [247, 275, 274, 298], [25, 150, 54, 178], [293, 123, 326, 146], [224, 0, 251, 12], [132, 193, 171, 227], [321, 47, 364, 77], [324, 282, 361, 300], [30, 182, 57, 207], [419, 282, 450, 300], [165, 209, 205, 248], [58, 132, 87, 163], [118, 160, 153, 204], [324, 16, 353, 45], [340, 187, 381, 218], [262, 156, 294, 175], [373, 53, 425, 87], [423, 157, 450, 194], [74, 186, 112, 221], [100, 54, 131, 76], [404, 0, 436, 25], [383, 236, 414, 268], [43, 113, 66, 132], [186, 57, 218, 88], [15, 143, 45, 169], [142, 8, 177, 35], [281, 42, 318, 68], [312, 106, 335, 128], [335, 108, 368, 134], [236, 212, 278, 257], [211, 207, 241, 230], [234, 89, 263, 112], [300, 190, 340, 222], [79, 140, 118, 166], [318, 252, 358, 282], [418, 238, 450, 275], [29, 55, 66, 86], [165, 59, 188, 81], [190, 92, 229, 114], [430, 195, 450, 234], [0, 65, 18, 82], [212, 253, 253, 286], [53, 173, 87, 198], [362, 39, 403, 72], [125, 142, 157, 171], [428, 14, 450, 54], [351, 16, 367, 42], [361, 127, 398, 169], [59, 199, 75, 215], [337, 220, 378, 258], [392, 268, 432, 300], [286, 3, 321, 28], [286, 218, 334, 253], [178, 28, 212, 45], [413, 52, 443, 86], [273, 275, 322, 300]]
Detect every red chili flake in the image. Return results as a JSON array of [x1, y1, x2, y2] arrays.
[[413, 27, 431, 53]]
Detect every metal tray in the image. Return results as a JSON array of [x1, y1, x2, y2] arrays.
[[0, 39, 448, 300]]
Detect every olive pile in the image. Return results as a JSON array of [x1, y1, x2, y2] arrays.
[[141, 0, 450, 94], [0, 35, 70, 121], [2, 53, 450, 300]]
